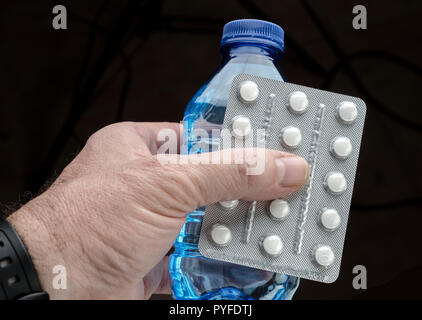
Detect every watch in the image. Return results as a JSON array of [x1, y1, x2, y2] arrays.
[[0, 218, 49, 300]]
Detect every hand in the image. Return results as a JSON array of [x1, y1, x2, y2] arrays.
[[7, 122, 309, 299]]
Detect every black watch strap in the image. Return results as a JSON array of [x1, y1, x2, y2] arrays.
[[0, 219, 49, 300]]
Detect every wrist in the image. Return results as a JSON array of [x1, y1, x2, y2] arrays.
[[7, 192, 68, 299]]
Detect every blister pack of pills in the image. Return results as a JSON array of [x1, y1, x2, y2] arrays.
[[198, 74, 366, 283]]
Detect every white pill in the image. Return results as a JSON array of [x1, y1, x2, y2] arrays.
[[337, 101, 358, 124], [288, 91, 308, 114], [280, 126, 302, 149], [231, 116, 252, 138], [210, 224, 232, 247], [324, 172, 347, 195], [238, 80, 259, 103], [330, 136, 352, 159], [313, 245, 335, 267], [219, 200, 239, 210], [320, 208, 341, 231], [268, 199, 290, 220], [261, 235, 283, 257]]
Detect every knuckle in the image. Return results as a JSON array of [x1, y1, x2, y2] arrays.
[[85, 130, 104, 150], [86, 122, 133, 146]]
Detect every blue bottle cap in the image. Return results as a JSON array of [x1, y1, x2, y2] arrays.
[[220, 19, 285, 52]]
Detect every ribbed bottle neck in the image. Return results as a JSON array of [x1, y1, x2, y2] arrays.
[[221, 43, 282, 62]]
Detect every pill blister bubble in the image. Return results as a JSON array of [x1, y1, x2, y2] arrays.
[[231, 116, 252, 139], [337, 101, 358, 124], [319, 208, 341, 231], [313, 245, 335, 267], [238, 80, 259, 103], [324, 172, 347, 195], [287, 91, 308, 114], [210, 224, 232, 247], [268, 199, 290, 220], [261, 235, 283, 257], [280, 126, 302, 149], [219, 200, 239, 210], [330, 136, 352, 159]]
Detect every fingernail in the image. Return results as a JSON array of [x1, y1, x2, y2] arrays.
[[275, 156, 310, 187]]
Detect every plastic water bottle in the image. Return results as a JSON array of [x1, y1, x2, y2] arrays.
[[169, 19, 299, 300]]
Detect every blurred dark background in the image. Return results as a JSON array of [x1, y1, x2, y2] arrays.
[[1, 0, 421, 299]]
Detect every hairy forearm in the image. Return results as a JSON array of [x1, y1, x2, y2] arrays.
[[7, 191, 70, 299]]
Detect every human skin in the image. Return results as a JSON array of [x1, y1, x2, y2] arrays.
[[7, 122, 309, 299]]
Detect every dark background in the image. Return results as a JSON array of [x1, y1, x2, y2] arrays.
[[1, 0, 421, 299]]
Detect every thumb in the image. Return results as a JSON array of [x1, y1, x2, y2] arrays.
[[156, 148, 310, 210]]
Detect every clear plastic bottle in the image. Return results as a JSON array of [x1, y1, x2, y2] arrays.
[[169, 19, 299, 300]]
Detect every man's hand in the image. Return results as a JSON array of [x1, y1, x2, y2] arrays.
[[7, 122, 309, 299]]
